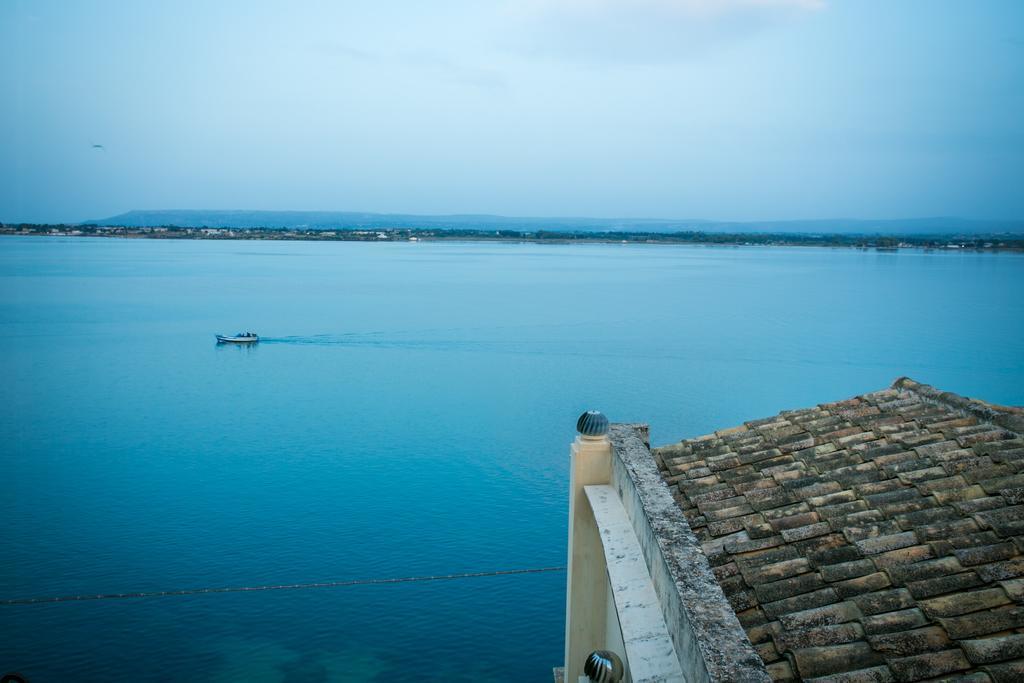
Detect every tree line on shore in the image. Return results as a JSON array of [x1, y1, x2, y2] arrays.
[[2, 222, 1022, 251]]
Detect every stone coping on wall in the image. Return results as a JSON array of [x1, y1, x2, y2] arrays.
[[609, 423, 771, 682]]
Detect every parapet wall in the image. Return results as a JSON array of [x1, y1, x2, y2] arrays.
[[609, 424, 770, 683]]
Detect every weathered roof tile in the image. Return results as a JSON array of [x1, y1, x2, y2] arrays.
[[755, 639, 782, 663], [843, 521, 902, 543], [963, 464, 1017, 485], [810, 543, 864, 567], [912, 440, 961, 458], [747, 620, 782, 644], [741, 557, 813, 585], [854, 531, 917, 555], [726, 534, 788, 554], [867, 625, 950, 656], [697, 494, 747, 512], [953, 495, 1006, 514], [997, 576, 1024, 600], [782, 522, 833, 543], [875, 496, 939, 519], [778, 601, 863, 631], [913, 474, 966, 495], [774, 622, 864, 652], [982, 659, 1024, 683], [895, 432, 946, 449], [772, 511, 822, 531], [793, 482, 846, 500], [794, 533, 850, 559], [960, 634, 1024, 665], [870, 545, 933, 570], [791, 643, 884, 678], [837, 432, 879, 449], [918, 587, 1011, 618], [762, 587, 840, 619], [913, 517, 980, 542], [977, 473, 1024, 496], [974, 505, 1024, 536], [765, 659, 797, 682], [819, 559, 875, 583], [884, 556, 963, 585], [748, 487, 800, 511], [886, 649, 970, 681], [1000, 486, 1024, 503], [827, 510, 883, 532], [863, 488, 921, 507], [938, 605, 1024, 639], [905, 571, 985, 600], [896, 466, 947, 484], [974, 438, 1024, 455], [764, 502, 814, 521], [973, 557, 1024, 582], [954, 542, 1017, 566], [853, 479, 903, 497], [832, 571, 891, 598], [802, 665, 894, 683], [817, 500, 870, 520], [860, 607, 928, 635], [755, 573, 829, 604], [896, 507, 961, 531], [850, 588, 914, 616], [742, 448, 787, 466], [932, 483, 986, 504], [745, 519, 778, 539]]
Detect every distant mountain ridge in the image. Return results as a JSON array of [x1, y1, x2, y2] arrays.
[[84, 210, 1024, 235]]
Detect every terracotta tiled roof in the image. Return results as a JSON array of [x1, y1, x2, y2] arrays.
[[653, 378, 1024, 682]]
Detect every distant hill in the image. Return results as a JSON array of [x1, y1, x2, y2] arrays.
[[84, 210, 1024, 236]]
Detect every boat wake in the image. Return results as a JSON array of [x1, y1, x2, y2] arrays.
[[256, 333, 529, 353], [254, 320, 608, 349]]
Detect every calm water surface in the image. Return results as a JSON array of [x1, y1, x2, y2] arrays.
[[2, 237, 1023, 682]]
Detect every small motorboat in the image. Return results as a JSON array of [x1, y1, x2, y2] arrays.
[[216, 331, 259, 344]]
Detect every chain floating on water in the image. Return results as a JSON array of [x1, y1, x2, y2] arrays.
[[0, 566, 566, 606]]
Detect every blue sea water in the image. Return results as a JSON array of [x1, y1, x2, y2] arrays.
[[1, 236, 1022, 682]]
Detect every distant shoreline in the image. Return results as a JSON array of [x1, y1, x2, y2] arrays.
[[2, 223, 1023, 252]]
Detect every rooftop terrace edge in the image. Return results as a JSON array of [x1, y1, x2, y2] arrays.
[[608, 423, 771, 682]]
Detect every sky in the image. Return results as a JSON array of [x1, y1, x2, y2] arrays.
[[1, 0, 1022, 224]]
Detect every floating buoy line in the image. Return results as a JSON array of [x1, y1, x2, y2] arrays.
[[0, 566, 566, 606]]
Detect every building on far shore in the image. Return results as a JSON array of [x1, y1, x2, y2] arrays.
[[560, 378, 1024, 682]]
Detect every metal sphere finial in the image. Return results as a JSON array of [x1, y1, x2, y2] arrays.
[[576, 410, 609, 437], [584, 650, 624, 683]]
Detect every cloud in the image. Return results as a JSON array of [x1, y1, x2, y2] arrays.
[[503, 0, 825, 63]]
